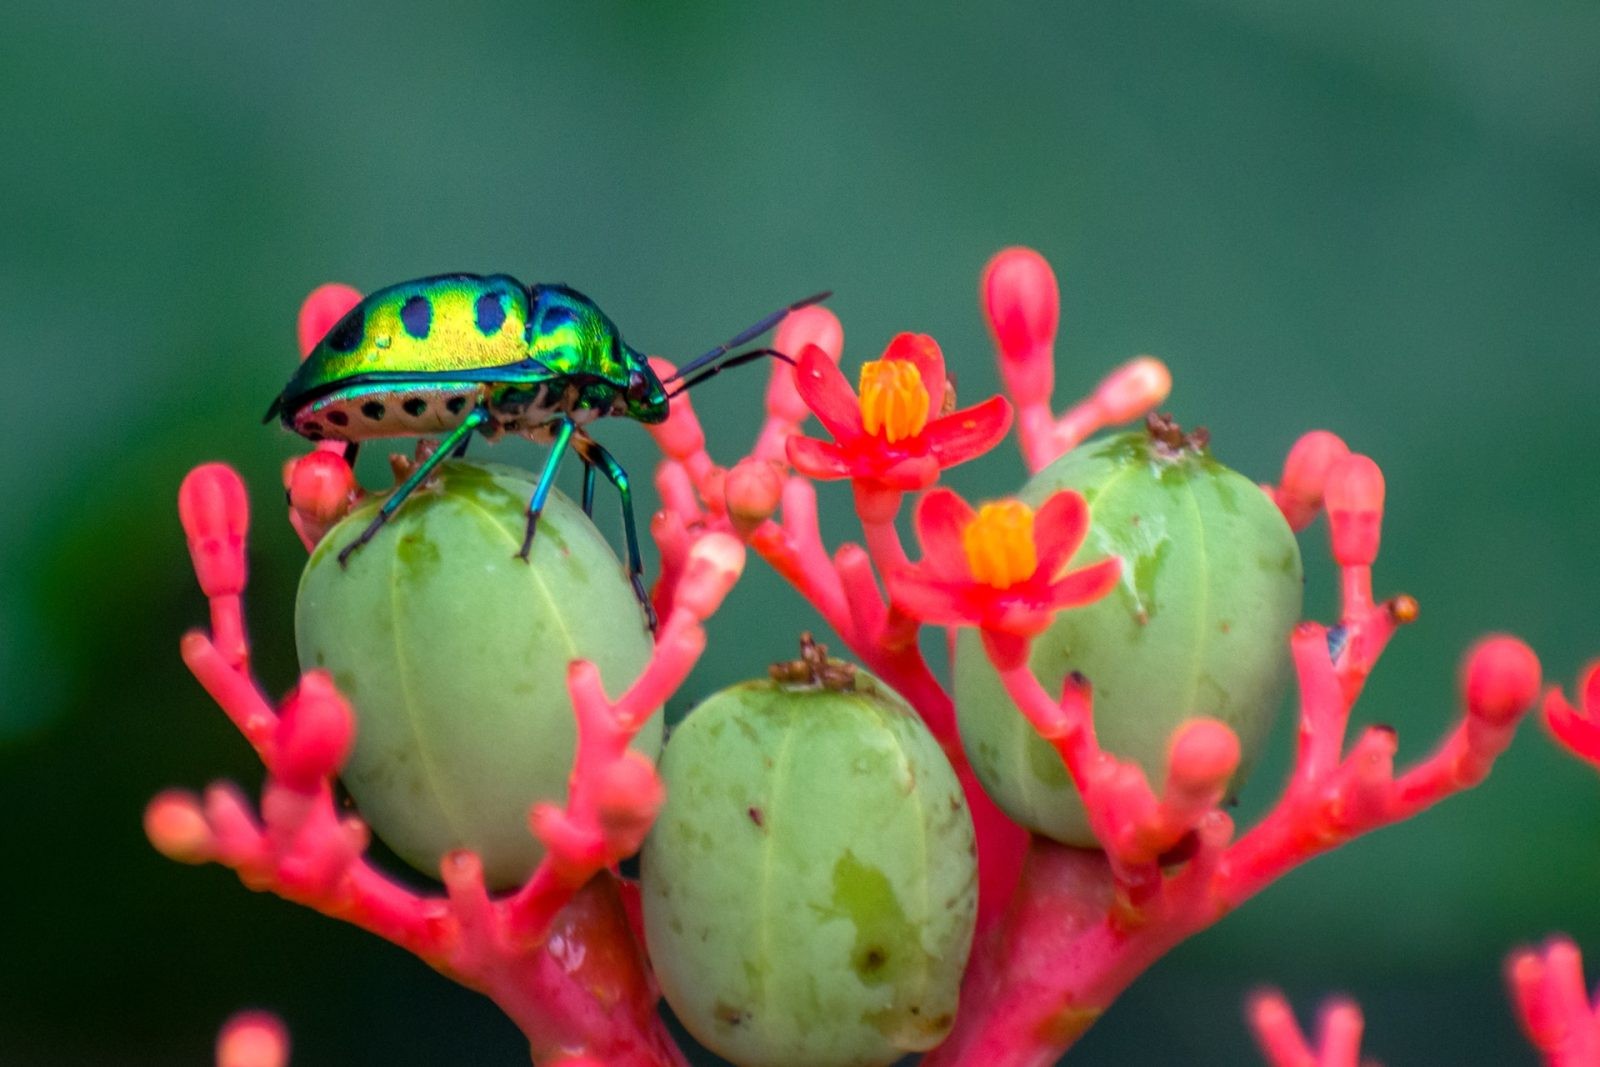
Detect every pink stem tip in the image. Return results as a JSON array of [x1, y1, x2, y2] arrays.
[[1247, 989, 1365, 1067], [1507, 937, 1600, 1066], [216, 1010, 290, 1067]]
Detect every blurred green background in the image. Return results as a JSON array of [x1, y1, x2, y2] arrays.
[[2, 1, 1597, 1063]]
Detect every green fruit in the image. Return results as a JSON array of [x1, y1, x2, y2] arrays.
[[642, 646, 977, 1067], [955, 426, 1303, 846], [296, 459, 656, 888]]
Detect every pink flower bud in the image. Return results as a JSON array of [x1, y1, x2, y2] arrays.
[[724, 458, 783, 535], [273, 672, 355, 790], [1275, 430, 1351, 530], [216, 1011, 290, 1067], [179, 464, 250, 598], [676, 533, 746, 620], [1166, 718, 1241, 795], [144, 790, 212, 864], [1324, 454, 1385, 566], [768, 305, 844, 422], [1092, 356, 1171, 424], [1463, 636, 1541, 725], [596, 751, 666, 851], [296, 283, 362, 359], [982, 247, 1058, 405], [286, 451, 357, 524]]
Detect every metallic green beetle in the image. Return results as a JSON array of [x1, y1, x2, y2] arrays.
[[267, 273, 826, 627]]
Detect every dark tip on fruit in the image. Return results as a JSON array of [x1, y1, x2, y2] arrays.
[[714, 1002, 748, 1027], [860, 946, 887, 973], [769, 632, 858, 691], [1144, 411, 1210, 456], [1372, 723, 1398, 739]]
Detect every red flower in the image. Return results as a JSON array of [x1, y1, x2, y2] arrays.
[[786, 333, 1012, 493], [888, 487, 1121, 664]]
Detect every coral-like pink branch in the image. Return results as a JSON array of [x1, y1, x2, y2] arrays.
[[1246, 990, 1366, 1067], [157, 463, 740, 1066], [216, 1010, 291, 1067], [924, 437, 1543, 1065], [1508, 937, 1600, 1066], [982, 247, 1170, 471], [1544, 660, 1600, 769]]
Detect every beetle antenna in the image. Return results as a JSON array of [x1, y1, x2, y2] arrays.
[[664, 291, 831, 383], [667, 348, 794, 397]]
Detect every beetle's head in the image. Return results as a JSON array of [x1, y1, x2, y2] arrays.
[[621, 351, 670, 424]]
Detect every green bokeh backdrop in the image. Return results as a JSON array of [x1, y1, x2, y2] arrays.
[[2, 2, 1596, 1064]]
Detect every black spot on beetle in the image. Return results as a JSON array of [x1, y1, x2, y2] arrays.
[[326, 307, 365, 352], [361, 401, 385, 420], [403, 397, 428, 417], [445, 396, 467, 415], [325, 410, 349, 427], [400, 295, 432, 339], [302, 420, 323, 434], [475, 291, 506, 335]]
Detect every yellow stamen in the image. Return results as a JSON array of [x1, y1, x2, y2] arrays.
[[962, 501, 1038, 590], [858, 359, 930, 443]]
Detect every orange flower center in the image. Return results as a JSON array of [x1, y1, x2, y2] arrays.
[[962, 501, 1038, 590], [858, 359, 930, 443]]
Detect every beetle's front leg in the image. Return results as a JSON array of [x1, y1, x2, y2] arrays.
[[519, 416, 576, 561], [338, 408, 488, 567]]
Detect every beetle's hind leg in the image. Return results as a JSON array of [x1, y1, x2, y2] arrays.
[[580, 459, 597, 518], [337, 408, 488, 567], [572, 433, 655, 632]]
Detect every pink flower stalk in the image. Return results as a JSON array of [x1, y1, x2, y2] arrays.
[[922, 442, 1543, 1066], [169, 259, 1573, 1066], [1544, 660, 1600, 768], [982, 246, 1171, 472], [216, 1011, 290, 1067], [1246, 990, 1366, 1067], [156, 461, 750, 1066], [1508, 937, 1600, 1065], [886, 486, 1122, 668]]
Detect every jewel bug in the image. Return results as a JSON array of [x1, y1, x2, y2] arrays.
[[267, 274, 827, 627]]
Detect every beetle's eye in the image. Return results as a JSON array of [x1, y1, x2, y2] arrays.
[[627, 371, 650, 402]]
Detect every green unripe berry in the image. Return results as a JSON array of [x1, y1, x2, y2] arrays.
[[955, 424, 1303, 846], [642, 643, 977, 1067], [296, 459, 656, 888]]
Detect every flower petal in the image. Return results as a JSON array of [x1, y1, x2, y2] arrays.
[[874, 453, 942, 492], [882, 333, 946, 420], [786, 435, 854, 480], [924, 396, 1013, 469], [794, 343, 863, 442], [1044, 556, 1122, 611], [913, 488, 975, 579], [1033, 488, 1092, 576], [885, 569, 969, 626]]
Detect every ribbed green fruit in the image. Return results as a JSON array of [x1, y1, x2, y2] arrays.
[[642, 658, 977, 1067], [955, 428, 1303, 846], [296, 460, 656, 888]]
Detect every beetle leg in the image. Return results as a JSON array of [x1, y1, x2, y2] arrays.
[[572, 433, 655, 632], [337, 407, 488, 567], [342, 442, 361, 466], [519, 416, 576, 562], [580, 460, 597, 518]]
